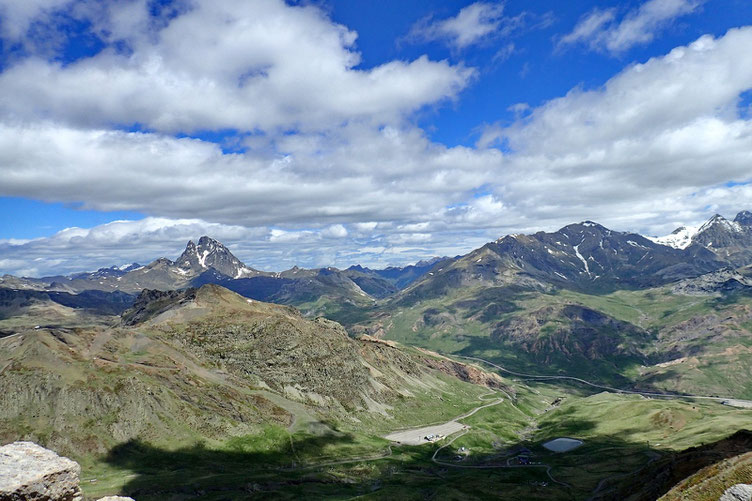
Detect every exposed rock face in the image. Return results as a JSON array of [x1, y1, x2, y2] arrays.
[[720, 484, 752, 501], [420, 357, 513, 393], [491, 304, 651, 362], [121, 287, 197, 325], [686, 213, 752, 267], [0, 441, 82, 501], [671, 267, 752, 295], [735, 210, 752, 227], [400, 220, 724, 304], [0, 442, 137, 501], [176, 236, 256, 278]]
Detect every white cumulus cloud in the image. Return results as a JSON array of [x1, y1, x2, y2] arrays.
[[1, 1, 752, 277], [0, 0, 474, 133], [560, 0, 704, 54], [407, 2, 518, 50]]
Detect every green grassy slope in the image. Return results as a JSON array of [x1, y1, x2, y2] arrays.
[[359, 281, 752, 397]]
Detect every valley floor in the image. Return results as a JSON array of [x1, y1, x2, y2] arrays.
[[76, 361, 752, 501]]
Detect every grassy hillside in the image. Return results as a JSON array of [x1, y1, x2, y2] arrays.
[[356, 280, 752, 397], [659, 451, 752, 501], [77, 379, 752, 500], [2, 283, 751, 499]]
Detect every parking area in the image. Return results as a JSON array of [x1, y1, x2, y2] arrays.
[[384, 421, 467, 446]]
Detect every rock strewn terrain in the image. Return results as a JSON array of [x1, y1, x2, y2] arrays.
[[672, 268, 752, 296]]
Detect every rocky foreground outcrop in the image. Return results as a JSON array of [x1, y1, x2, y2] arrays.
[[721, 484, 752, 501], [0, 441, 134, 501], [0, 441, 81, 501]]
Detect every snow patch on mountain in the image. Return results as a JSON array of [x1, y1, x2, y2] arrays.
[[648, 225, 700, 249], [198, 249, 209, 269], [698, 214, 742, 234], [573, 243, 591, 276], [650, 214, 747, 250]]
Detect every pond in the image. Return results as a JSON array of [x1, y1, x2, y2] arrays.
[[542, 437, 583, 452]]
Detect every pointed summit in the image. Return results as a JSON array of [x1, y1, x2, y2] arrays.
[[176, 237, 257, 278], [734, 210, 752, 227], [650, 213, 747, 250], [696, 213, 742, 236], [176, 240, 201, 271], [687, 213, 752, 264]]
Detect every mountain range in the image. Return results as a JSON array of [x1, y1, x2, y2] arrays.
[[2, 210, 752, 500], [4, 209, 752, 390], [3, 210, 752, 304], [398, 211, 752, 303]]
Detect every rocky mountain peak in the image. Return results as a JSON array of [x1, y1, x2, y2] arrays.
[[686, 213, 752, 266], [151, 257, 174, 267], [649, 225, 700, 249], [414, 256, 445, 267], [197, 235, 224, 253], [698, 213, 742, 234], [734, 210, 752, 227], [176, 236, 256, 279], [557, 220, 612, 239], [651, 213, 747, 251]]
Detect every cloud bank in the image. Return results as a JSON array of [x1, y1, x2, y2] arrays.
[[1, 0, 752, 276]]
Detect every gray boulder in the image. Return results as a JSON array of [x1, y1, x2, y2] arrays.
[[720, 484, 752, 501], [0, 441, 82, 500]]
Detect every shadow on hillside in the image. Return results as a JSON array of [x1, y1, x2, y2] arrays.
[[605, 429, 752, 501], [455, 334, 640, 389], [104, 430, 366, 500], [96, 417, 752, 500]]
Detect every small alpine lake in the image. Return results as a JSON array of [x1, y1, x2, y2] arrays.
[[542, 437, 584, 452]]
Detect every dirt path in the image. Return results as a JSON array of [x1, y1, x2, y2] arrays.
[[265, 390, 570, 489], [428, 414, 571, 487]]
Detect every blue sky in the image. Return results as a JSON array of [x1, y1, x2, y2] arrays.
[[331, 0, 752, 146], [1, 0, 752, 276]]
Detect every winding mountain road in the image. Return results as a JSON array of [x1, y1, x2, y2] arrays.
[[454, 355, 752, 406], [286, 351, 750, 487], [429, 428, 571, 487]]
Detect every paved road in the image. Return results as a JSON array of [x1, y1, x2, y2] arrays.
[[430, 428, 571, 487], [383, 397, 503, 445], [285, 389, 572, 488], [455, 355, 752, 406]]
